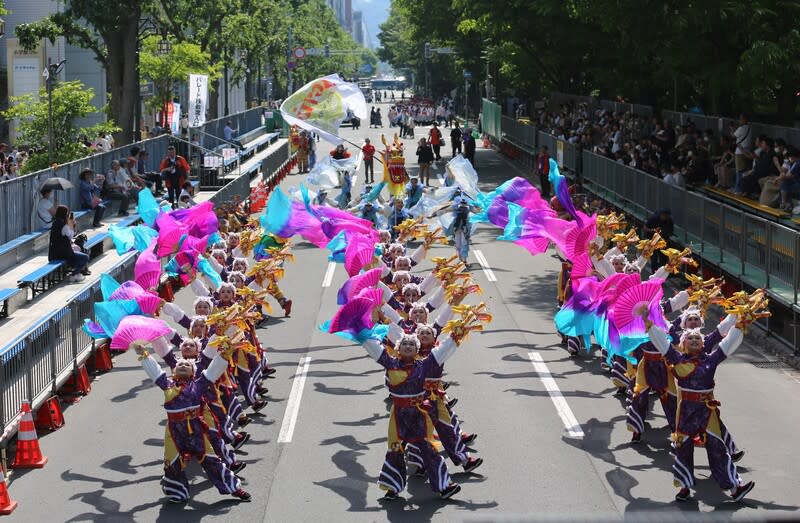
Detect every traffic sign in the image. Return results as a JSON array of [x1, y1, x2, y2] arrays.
[[306, 47, 323, 56], [287, 61, 296, 70], [293, 47, 306, 60], [463, 70, 472, 79]]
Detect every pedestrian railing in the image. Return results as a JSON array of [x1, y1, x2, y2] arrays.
[[486, 99, 800, 346], [0, 107, 269, 246], [662, 110, 800, 150]]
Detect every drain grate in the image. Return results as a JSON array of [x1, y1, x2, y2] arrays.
[[751, 360, 792, 369]]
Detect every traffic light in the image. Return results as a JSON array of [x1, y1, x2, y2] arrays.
[[424, 42, 431, 59], [324, 44, 330, 58]]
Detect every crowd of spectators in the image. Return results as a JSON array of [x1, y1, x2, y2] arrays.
[[532, 103, 800, 214]]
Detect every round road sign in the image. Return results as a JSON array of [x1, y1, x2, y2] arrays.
[[293, 47, 306, 60]]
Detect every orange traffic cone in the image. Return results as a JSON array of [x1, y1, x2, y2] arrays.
[[0, 464, 17, 516], [11, 401, 48, 469]]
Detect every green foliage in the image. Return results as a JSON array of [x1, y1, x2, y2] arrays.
[[2, 81, 120, 173], [378, 0, 800, 122], [139, 35, 222, 113]]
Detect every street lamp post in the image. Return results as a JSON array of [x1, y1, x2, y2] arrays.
[[44, 59, 67, 165], [0, 18, 6, 39]]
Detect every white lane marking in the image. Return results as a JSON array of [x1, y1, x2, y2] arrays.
[[278, 356, 312, 443], [473, 249, 497, 282], [322, 262, 336, 287], [528, 351, 584, 438]]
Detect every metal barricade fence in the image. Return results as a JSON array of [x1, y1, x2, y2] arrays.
[[206, 141, 289, 207], [599, 100, 654, 118], [193, 107, 264, 151], [576, 147, 800, 311], [0, 253, 136, 440]]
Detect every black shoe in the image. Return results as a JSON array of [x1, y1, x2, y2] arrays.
[[732, 450, 745, 463], [232, 488, 252, 502], [463, 457, 483, 473], [92, 222, 102, 228], [238, 416, 252, 428], [264, 367, 277, 377], [614, 387, 627, 398], [230, 461, 247, 474], [675, 487, 691, 502], [731, 481, 754, 502], [81, 268, 92, 275], [232, 432, 250, 450], [461, 433, 477, 445], [440, 483, 461, 499], [630, 432, 642, 444], [118, 211, 129, 217], [442, 382, 451, 391], [251, 399, 268, 412], [446, 398, 458, 409], [381, 490, 399, 501], [256, 385, 269, 395], [412, 466, 426, 477]]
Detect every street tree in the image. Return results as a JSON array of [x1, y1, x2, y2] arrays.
[[2, 80, 120, 173]]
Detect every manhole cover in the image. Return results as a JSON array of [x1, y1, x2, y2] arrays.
[[751, 360, 791, 369]]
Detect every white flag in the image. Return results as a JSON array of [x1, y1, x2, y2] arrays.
[[189, 74, 208, 127]]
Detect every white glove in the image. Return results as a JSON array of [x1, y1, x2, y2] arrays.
[[191, 278, 209, 296], [719, 327, 743, 356], [207, 256, 224, 274], [232, 247, 243, 258], [161, 302, 184, 322], [151, 336, 172, 357], [381, 303, 402, 324], [379, 281, 394, 302], [647, 326, 671, 355], [650, 266, 669, 281], [717, 314, 738, 337], [668, 290, 689, 312]]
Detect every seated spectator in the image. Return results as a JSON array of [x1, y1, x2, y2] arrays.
[[714, 136, 735, 189], [37, 188, 57, 229], [663, 164, 685, 187], [48, 205, 90, 282], [740, 137, 779, 199], [178, 181, 197, 208], [136, 149, 163, 195], [103, 159, 134, 216], [79, 168, 105, 228], [776, 147, 800, 212]]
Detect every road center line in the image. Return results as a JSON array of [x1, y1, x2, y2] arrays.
[[278, 356, 312, 443], [528, 351, 584, 438], [322, 262, 336, 287], [473, 249, 497, 282]]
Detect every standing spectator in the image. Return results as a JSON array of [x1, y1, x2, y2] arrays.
[[37, 188, 57, 229], [362, 138, 376, 184], [375, 108, 383, 128], [370, 107, 377, 128], [97, 132, 113, 152], [429, 123, 443, 161], [416, 138, 434, 187], [463, 128, 476, 166], [159, 146, 190, 206], [308, 134, 317, 170], [224, 120, 243, 149], [79, 168, 105, 228], [48, 205, 89, 282], [450, 122, 463, 157], [104, 160, 133, 216], [536, 145, 551, 198], [732, 114, 753, 194]]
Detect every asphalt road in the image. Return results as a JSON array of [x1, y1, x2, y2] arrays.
[[5, 98, 800, 523]]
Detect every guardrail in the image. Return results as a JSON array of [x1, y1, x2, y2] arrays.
[[0, 139, 290, 444], [662, 110, 800, 149]]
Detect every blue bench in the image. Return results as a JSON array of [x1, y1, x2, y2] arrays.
[[0, 231, 46, 258], [117, 214, 141, 229], [0, 288, 23, 318], [18, 260, 67, 299], [84, 232, 108, 258]]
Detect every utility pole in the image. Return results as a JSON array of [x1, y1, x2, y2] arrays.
[[287, 25, 294, 95]]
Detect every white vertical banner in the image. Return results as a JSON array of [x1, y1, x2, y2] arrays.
[[189, 74, 209, 127], [170, 102, 181, 134]]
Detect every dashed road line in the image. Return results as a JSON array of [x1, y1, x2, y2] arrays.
[[528, 351, 584, 438], [278, 356, 312, 443]]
